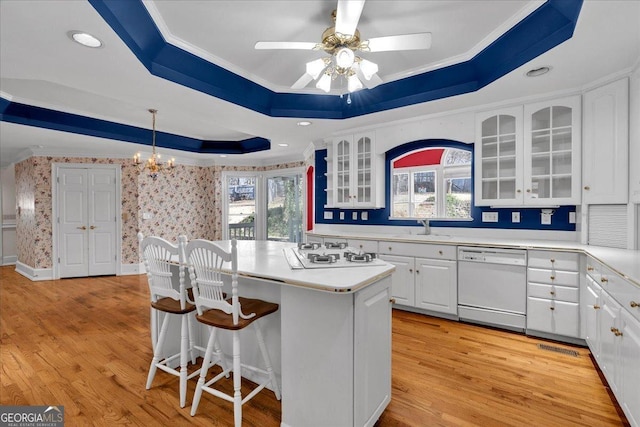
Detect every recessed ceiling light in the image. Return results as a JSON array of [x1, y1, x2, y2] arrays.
[[68, 31, 103, 48], [526, 66, 551, 77], [297, 121, 312, 127], [278, 143, 289, 147]]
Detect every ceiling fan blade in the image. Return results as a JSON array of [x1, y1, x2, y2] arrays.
[[366, 33, 432, 52], [291, 73, 314, 89], [335, 0, 366, 37], [254, 41, 318, 50]]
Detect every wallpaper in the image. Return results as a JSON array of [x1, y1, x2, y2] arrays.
[[14, 156, 305, 271]]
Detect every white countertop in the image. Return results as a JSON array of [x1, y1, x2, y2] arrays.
[[307, 231, 640, 288], [218, 240, 395, 293]]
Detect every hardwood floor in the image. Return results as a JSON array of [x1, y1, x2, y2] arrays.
[[0, 266, 629, 426]]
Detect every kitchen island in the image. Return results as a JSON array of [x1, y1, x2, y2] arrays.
[[166, 240, 396, 427]]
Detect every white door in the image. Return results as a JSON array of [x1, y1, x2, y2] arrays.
[[58, 167, 117, 278]]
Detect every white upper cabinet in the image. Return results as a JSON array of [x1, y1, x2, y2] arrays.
[[475, 106, 524, 206], [327, 132, 384, 208], [523, 96, 581, 206], [582, 78, 629, 204], [475, 97, 581, 206]]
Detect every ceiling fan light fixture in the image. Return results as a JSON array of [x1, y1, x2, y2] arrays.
[[306, 58, 329, 80], [358, 58, 378, 80], [316, 71, 332, 93], [347, 73, 363, 93], [335, 47, 355, 69]]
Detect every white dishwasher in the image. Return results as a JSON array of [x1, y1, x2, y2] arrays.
[[457, 247, 527, 332]]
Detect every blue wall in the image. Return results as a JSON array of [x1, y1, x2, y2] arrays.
[[314, 140, 576, 232]]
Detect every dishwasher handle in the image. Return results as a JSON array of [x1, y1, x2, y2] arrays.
[[458, 247, 527, 266]]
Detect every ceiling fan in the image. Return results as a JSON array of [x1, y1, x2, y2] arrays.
[[254, 0, 432, 94]]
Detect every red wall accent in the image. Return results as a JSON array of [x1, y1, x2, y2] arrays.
[[393, 148, 444, 168], [306, 165, 314, 231]]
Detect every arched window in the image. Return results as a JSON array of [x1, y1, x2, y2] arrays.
[[391, 147, 472, 219]]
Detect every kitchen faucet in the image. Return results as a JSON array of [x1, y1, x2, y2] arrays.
[[418, 219, 431, 235]]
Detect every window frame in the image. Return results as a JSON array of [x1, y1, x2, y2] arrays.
[[389, 147, 472, 220], [222, 168, 304, 241]]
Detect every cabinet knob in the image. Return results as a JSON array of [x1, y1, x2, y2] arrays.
[[593, 304, 600, 310], [359, 244, 363, 248], [416, 270, 420, 274], [631, 301, 639, 308], [390, 298, 396, 304], [526, 189, 531, 193], [76, 226, 87, 230], [517, 189, 522, 193], [610, 327, 623, 337], [550, 276, 556, 280], [409, 269, 413, 273], [550, 259, 555, 263], [388, 246, 392, 251], [549, 306, 555, 311], [550, 291, 556, 296], [584, 186, 590, 190], [601, 277, 608, 283], [438, 250, 443, 255], [587, 266, 594, 271]]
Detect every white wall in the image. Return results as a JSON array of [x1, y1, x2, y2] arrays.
[[1, 166, 17, 265]]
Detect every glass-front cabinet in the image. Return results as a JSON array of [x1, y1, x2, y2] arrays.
[[523, 96, 581, 206], [475, 96, 581, 206], [327, 132, 384, 208], [475, 106, 524, 205]]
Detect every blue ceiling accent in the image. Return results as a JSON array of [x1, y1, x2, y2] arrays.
[[88, 0, 583, 119], [0, 98, 271, 154]]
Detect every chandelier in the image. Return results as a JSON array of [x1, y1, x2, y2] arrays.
[[133, 109, 175, 180]]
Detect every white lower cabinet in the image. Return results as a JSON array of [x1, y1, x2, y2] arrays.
[[415, 258, 457, 314], [526, 250, 581, 338], [379, 242, 457, 316], [620, 309, 640, 427], [584, 256, 640, 427]]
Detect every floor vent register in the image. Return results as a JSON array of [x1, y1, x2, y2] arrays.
[[537, 343, 579, 357]]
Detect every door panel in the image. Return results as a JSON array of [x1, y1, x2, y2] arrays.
[[88, 169, 117, 275], [59, 169, 89, 277]]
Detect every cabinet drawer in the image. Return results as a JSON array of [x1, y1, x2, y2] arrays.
[[528, 283, 579, 302], [527, 268, 580, 287], [528, 250, 579, 271], [585, 257, 601, 282], [379, 241, 456, 260], [600, 265, 640, 323], [347, 239, 378, 253], [527, 297, 580, 338]]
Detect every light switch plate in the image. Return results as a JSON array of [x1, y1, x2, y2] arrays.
[[339, 212, 345, 220], [323, 211, 333, 220], [361, 212, 368, 221], [512, 212, 520, 223], [482, 212, 498, 222], [569, 212, 576, 224], [352, 212, 358, 220]]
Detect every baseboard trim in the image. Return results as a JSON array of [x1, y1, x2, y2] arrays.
[[120, 263, 144, 275], [2, 255, 17, 266], [15, 261, 53, 281]]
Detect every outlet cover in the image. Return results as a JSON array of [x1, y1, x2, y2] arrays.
[[569, 212, 576, 224], [482, 212, 498, 222], [339, 212, 345, 220], [512, 212, 521, 223], [323, 211, 333, 220], [352, 212, 358, 220], [361, 212, 368, 221]]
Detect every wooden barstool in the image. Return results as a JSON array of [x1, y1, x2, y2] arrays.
[[138, 233, 226, 408], [183, 239, 281, 426]]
